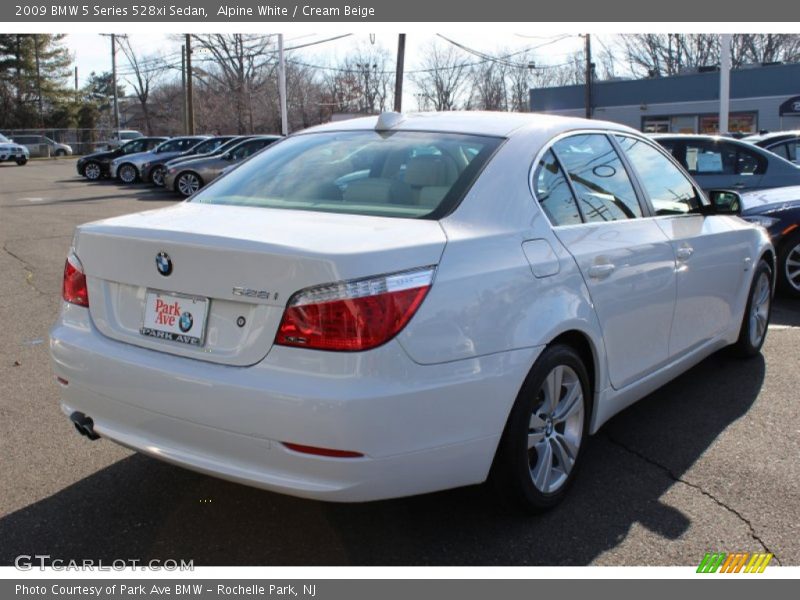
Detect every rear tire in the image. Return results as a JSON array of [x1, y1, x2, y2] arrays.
[[777, 231, 800, 299], [732, 259, 773, 357], [118, 163, 138, 184], [489, 344, 590, 513]]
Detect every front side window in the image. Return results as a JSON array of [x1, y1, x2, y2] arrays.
[[532, 150, 582, 226], [155, 139, 184, 153], [231, 141, 266, 160], [192, 138, 223, 154], [615, 135, 704, 215], [122, 139, 147, 154], [179, 139, 202, 151], [192, 130, 501, 219], [552, 134, 643, 222]]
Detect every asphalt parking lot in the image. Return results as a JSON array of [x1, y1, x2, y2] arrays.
[[1, 158, 799, 567]]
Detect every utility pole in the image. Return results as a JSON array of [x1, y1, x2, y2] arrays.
[[584, 34, 593, 119], [74, 66, 78, 92], [181, 44, 187, 134], [100, 34, 121, 132], [278, 33, 288, 136], [394, 34, 406, 113], [185, 34, 195, 135], [33, 34, 43, 127], [719, 34, 732, 134]]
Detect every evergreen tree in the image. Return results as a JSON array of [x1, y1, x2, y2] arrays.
[[0, 34, 72, 128]]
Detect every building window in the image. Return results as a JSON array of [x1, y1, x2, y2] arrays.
[[699, 112, 757, 134], [642, 117, 670, 133]]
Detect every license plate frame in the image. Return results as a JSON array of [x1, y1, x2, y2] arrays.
[[140, 289, 210, 347]]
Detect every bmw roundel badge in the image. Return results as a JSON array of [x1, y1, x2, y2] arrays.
[[179, 311, 193, 333], [156, 252, 172, 276]]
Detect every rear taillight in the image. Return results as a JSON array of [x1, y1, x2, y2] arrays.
[[275, 267, 435, 351], [62, 252, 89, 307]]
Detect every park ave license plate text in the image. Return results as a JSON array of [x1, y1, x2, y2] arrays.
[[140, 290, 208, 346]]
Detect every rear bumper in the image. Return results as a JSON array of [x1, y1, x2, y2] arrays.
[[50, 303, 540, 502]]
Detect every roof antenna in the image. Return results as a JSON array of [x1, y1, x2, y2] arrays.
[[375, 112, 405, 131]]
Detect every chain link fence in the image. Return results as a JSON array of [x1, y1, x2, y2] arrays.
[[0, 128, 132, 157]]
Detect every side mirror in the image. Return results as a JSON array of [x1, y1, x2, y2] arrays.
[[222, 152, 232, 161], [707, 189, 742, 215]]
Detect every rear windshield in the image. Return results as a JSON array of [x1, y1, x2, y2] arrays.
[[191, 130, 502, 219]]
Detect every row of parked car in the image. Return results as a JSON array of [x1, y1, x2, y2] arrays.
[[75, 134, 280, 197], [651, 131, 800, 298], [70, 126, 800, 298]]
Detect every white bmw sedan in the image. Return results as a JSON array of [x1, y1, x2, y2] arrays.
[[51, 112, 774, 511]]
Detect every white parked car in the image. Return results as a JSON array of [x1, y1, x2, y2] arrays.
[[50, 112, 774, 511], [0, 133, 30, 165]]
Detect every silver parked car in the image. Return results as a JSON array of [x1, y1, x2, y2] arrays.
[[165, 136, 280, 196], [109, 136, 208, 184], [8, 134, 72, 157]]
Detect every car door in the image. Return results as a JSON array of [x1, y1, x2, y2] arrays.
[[549, 133, 678, 390], [615, 134, 751, 357]]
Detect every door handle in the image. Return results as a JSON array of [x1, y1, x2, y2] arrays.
[[588, 263, 616, 279], [733, 182, 746, 189], [676, 245, 694, 261]]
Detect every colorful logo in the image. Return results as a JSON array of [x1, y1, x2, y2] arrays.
[[155, 252, 172, 276], [697, 552, 773, 573], [179, 311, 193, 333]]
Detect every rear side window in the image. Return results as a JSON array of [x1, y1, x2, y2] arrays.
[[553, 134, 643, 222], [192, 130, 502, 219], [532, 150, 582, 226], [615, 135, 704, 215]]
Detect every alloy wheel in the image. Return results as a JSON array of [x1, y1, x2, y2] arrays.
[[84, 163, 101, 180], [151, 167, 165, 186], [749, 270, 771, 348], [527, 364, 585, 494], [177, 173, 201, 196], [119, 165, 137, 183], [785, 243, 800, 293]]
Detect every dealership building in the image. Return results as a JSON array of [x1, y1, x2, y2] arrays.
[[530, 62, 800, 134]]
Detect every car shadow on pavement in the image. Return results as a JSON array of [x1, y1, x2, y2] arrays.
[[0, 351, 765, 566], [771, 296, 800, 327]]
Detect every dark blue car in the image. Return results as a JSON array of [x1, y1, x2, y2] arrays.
[[740, 186, 800, 297]]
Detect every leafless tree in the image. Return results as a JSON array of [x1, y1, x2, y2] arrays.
[[469, 60, 508, 111], [316, 45, 394, 116], [189, 34, 275, 134], [732, 34, 800, 67], [410, 41, 470, 111], [117, 37, 167, 135]]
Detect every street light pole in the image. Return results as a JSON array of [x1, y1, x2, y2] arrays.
[[584, 34, 593, 119], [394, 34, 406, 113], [185, 34, 195, 135], [719, 34, 732, 134], [278, 33, 288, 136]]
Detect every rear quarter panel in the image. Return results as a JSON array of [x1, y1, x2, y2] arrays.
[[398, 129, 608, 393]]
